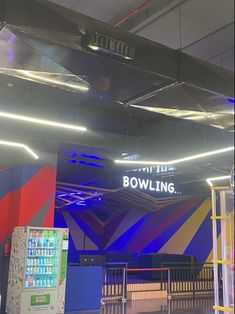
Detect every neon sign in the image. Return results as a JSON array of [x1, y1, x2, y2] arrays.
[[123, 176, 175, 194]]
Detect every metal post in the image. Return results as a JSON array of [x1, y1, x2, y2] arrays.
[[168, 297, 171, 314], [192, 266, 195, 296], [167, 268, 172, 300], [121, 301, 126, 314], [121, 266, 127, 303], [220, 191, 230, 312], [212, 189, 219, 314], [101, 266, 106, 306]]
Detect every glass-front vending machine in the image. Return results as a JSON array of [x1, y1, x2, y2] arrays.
[[6, 226, 69, 314]]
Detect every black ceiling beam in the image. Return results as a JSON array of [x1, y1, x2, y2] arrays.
[[0, 0, 6, 25], [110, 0, 186, 32]]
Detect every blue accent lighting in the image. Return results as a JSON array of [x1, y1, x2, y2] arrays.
[[68, 160, 77, 164], [227, 98, 235, 104], [76, 201, 87, 206], [79, 161, 103, 168], [80, 153, 104, 161]]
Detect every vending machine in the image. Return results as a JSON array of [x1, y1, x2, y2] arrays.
[[6, 226, 69, 314]]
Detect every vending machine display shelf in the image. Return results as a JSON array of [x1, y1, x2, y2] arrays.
[[28, 247, 56, 249], [29, 255, 55, 258], [27, 264, 54, 267], [27, 272, 54, 274]]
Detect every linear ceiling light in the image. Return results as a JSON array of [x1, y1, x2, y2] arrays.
[[169, 146, 234, 165], [206, 176, 231, 187], [0, 140, 39, 159], [0, 111, 87, 132], [115, 159, 166, 165], [114, 146, 234, 165]]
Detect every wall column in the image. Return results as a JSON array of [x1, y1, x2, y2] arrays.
[[0, 163, 57, 310]]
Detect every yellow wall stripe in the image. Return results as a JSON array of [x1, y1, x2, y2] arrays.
[[159, 198, 211, 254]]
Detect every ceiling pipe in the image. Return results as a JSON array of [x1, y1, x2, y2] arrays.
[[114, 0, 153, 27]]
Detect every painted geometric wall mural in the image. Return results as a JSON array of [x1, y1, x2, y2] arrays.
[[54, 186, 221, 264], [0, 164, 57, 308], [0, 165, 56, 246]]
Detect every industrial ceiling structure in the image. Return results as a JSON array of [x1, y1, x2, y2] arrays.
[[0, 0, 234, 192], [50, 0, 234, 71]]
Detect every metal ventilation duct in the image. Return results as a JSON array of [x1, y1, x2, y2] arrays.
[[0, 0, 234, 130]]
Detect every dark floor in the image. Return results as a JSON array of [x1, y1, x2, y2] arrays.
[[1, 297, 215, 314]]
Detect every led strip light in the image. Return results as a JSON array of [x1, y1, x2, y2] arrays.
[[115, 146, 234, 165], [0, 111, 87, 132], [206, 175, 231, 187], [0, 140, 39, 159]]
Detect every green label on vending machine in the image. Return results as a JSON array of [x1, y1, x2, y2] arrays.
[[60, 230, 69, 282], [31, 294, 50, 306]]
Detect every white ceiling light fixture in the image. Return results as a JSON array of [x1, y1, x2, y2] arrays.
[[115, 159, 166, 165], [206, 176, 231, 187], [0, 111, 87, 132], [0, 140, 39, 159], [169, 146, 235, 165], [114, 146, 234, 165]]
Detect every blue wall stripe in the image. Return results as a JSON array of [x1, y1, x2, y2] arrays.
[[142, 199, 204, 253], [107, 214, 147, 252], [122, 201, 188, 251], [184, 207, 221, 263]]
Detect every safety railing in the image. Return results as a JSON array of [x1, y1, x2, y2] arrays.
[[102, 263, 215, 304], [161, 263, 215, 296], [127, 267, 170, 289], [102, 263, 127, 304], [101, 296, 214, 314]]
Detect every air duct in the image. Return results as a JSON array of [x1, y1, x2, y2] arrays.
[[0, 0, 234, 129]]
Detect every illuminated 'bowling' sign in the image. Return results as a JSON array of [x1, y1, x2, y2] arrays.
[[123, 176, 176, 194]]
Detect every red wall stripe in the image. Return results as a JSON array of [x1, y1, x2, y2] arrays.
[[18, 166, 56, 226], [0, 190, 22, 244], [0, 166, 56, 244]]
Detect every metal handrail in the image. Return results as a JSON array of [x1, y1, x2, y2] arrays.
[[102, 263, 215, 305], [102, 263, 127, 304]]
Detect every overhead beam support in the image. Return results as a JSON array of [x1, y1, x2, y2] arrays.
[[110, 0, 187, 32]]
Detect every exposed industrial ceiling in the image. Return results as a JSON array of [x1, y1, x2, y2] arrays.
[[0, 0, 234, 191], [50, 0, 234, 71]]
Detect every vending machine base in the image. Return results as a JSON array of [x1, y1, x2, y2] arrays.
[[20, 290, 58, 314]]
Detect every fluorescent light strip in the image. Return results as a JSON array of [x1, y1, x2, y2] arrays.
[[206, 176, 231, 187], [0, 140, 39, 159], [115, 160, 166, 165], [115, 146, 234, 165], [0, 111, 87, 132], [169, 146, 235, 165]]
